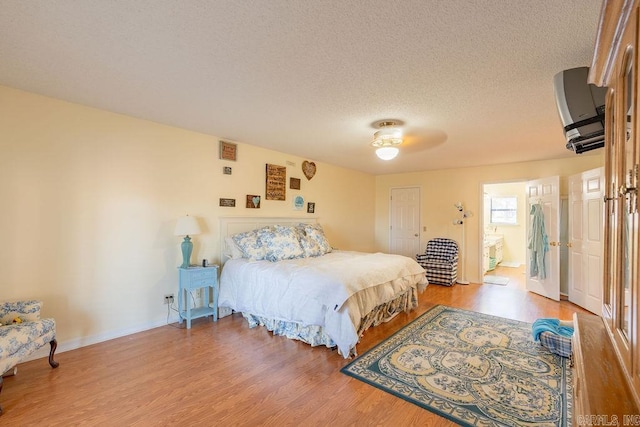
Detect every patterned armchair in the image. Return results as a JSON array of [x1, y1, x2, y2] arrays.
[[416, 238, 459, 286], [0, 300, 59, 414]]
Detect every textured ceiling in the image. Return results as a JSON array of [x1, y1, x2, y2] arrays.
[[0, 0, 603, 175]]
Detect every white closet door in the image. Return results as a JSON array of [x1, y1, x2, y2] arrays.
[[568, 167, 604, 314], [390, 187, 421, 257]]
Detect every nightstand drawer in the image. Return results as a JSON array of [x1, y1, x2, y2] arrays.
[[187, 277, 213, 289], [181, 267, 217, 289], [188, 269, 216, 281]]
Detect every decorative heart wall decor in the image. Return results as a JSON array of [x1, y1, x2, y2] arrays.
[[302, 161, 316, 180], [246, 194, 261, 209]]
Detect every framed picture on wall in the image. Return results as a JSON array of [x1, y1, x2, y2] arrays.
[[246, 195, 261, 208], [219, 198, 236, 207], [265, 163, 286, 201], [219, 141, 237, 161], [293, 195, 304, 210], [307, 202, 315, 213]]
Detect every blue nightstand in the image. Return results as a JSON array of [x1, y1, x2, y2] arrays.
[[177, 265, 219, 329]]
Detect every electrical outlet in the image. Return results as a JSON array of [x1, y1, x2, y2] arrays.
[[164, 294, 174, 305]]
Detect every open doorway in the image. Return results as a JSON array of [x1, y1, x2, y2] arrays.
[[481, 181, 527, 289]]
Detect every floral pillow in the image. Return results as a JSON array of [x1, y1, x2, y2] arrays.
[[298, 223, 332, 257], [0, 300, 42, 325], [259, 225, 305, 262], [231, 228, 271, 260]]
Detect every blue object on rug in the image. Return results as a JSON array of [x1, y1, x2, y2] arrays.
[[532, 318, 574, 358], [341, 305, 571, 427], [532, 318, 574, 341]]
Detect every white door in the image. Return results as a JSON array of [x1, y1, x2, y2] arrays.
[[390, 187, 421, 257], [568, 168, 604, 314], [526, 176, 560, 301]]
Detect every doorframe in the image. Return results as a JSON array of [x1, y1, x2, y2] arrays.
[[388, 186, 422, 256], [478, 179, 529, 281]]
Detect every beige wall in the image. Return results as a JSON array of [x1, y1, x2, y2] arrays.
[[375, 154, 604, 284], [0, 85, 375, 354]]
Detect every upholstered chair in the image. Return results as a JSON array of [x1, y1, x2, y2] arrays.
[[416, 238, 459, 286], [0, 300, 59, 414]]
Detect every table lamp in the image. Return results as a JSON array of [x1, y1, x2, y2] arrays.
[[174, 215, 201, 268]]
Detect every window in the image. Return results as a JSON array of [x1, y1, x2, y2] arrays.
[[490, 196, 518, 225]]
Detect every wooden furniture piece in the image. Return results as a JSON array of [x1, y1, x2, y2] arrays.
[[178, 266, 219, 329], [573, 313, 638, 423], [577, 0, 640, 420]]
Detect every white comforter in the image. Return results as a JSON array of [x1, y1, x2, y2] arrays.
[[218, 250, 427, 357]]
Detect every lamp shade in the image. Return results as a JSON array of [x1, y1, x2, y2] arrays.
[[174, 215, 201, 236]]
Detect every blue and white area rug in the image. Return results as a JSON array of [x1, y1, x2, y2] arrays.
[[341, 305, 571, 426]]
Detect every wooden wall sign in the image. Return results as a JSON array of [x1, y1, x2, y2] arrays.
[[290, 177, 301, 190], [265, 164, 286, 200], [219, 141, 237, 161], [302, 160, 316, 180], [219, 198, 236, 207]]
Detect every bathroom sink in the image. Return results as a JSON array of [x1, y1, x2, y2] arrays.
[[484, 234, 503, 245]]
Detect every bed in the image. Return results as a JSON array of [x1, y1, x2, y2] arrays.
[[217, 217, 428, 358]]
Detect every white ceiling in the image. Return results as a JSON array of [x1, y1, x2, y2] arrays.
[[0, 0, 603, 175]]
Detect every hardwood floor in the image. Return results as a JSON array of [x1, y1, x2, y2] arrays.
[[2, 274, 589, 426]]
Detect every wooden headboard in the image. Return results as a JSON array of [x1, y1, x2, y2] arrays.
[[219, 216, 317, 265]]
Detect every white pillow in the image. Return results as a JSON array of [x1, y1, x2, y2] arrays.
[[224, 236, 244, 259]]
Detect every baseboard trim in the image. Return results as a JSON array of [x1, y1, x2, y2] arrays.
[[21, 316, 179, 363]]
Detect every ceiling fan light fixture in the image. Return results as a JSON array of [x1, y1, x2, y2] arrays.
[[371, 120, 403, 161], [375, 146, 400, 160]]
